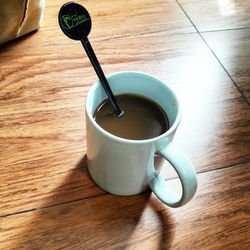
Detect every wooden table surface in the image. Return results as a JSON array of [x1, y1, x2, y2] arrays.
[[1, 0, 250, 249]]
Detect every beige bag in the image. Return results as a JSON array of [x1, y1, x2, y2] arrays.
[[0, 0, 45, 45]]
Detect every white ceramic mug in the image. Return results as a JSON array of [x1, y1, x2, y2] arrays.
[[86, 71, 197, 207]]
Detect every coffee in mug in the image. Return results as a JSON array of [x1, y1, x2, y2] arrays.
[[94, 94, 169, 140]]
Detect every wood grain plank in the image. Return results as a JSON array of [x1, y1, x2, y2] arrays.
[[202, 28, 250, 103], [1, 1, 249, 249], [0, 0, 195, 50], [178, 0, 250, 31], [1, 32, 250, 216], [1, 163, 249, 250]]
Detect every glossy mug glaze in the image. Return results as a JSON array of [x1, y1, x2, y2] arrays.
[[86, 71, 197, 207]]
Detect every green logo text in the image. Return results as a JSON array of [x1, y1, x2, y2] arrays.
[[61, 13, 89, 29]]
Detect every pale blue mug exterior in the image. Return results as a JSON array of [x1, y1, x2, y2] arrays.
[[86, 71, 197, 207]]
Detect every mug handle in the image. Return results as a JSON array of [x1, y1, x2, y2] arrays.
[[149, 142, 197, 207]]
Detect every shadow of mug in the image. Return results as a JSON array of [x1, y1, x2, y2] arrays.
[[7, 154, 175, 249]]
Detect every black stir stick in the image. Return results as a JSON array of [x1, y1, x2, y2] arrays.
[[58, 2, 123, 116]]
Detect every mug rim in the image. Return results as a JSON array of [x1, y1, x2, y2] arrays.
[[86, 71, 181, 144]]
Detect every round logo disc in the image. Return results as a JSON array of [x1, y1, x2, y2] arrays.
[[58, 2, 92, 40]]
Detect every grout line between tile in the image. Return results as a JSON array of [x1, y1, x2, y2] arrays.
[[199, 34, 250, 105], [191, 160, 250, 177], [175, 0, 199, 32], [1, 161, 249, 218], [0, 193, 107, 219], [175, 0, 250, 105], [200, 26, 250, 34], [165, 160, 250, 182], [0, 30, 199, 52]]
